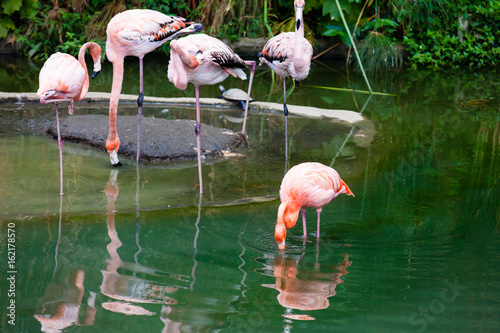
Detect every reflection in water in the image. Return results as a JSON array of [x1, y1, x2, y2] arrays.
[[34, 270, 97, 332], [34, 196, 96, 332], [99, 169, 239, 331], [101, 170, 179, 311], [190, 194, 202, 292], [264, 251, 351, 322]]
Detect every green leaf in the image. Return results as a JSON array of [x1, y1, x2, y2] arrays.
[[0, 16, 15, 38], [323, 1, 340, 20], [323, 29, 351, 46], [20, 0, 40, 19], [2, 0, 23, 15], [363, 19, 399, 31]]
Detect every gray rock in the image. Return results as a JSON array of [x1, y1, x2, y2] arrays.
[[46, 114, 242, 161]]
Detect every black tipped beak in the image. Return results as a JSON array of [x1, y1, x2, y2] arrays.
[[112, 161, 122, 167], [92, 71, 100, 79], [192, 23, 203, 33]]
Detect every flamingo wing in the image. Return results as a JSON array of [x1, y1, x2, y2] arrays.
[[37, 53, 85, 101], [107, 9, 200, 60], [260, 32, 294, 64], [119, 10, 190, 43], [203, 37, 247, 70], [280, 163, 347, 209]]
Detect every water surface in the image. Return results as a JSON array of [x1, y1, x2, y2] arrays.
[[0, 55, 499, 332]]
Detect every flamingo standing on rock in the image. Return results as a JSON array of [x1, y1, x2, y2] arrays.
[[105, 9, 202, 166], [275, 162, 354, 250], [37, 42, 102, 195], [167, 33, 256, 194], [259, 0, 313, 159]]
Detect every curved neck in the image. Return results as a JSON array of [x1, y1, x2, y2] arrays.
[[75, 43, 91, 101], [293, 5, 306, 72]]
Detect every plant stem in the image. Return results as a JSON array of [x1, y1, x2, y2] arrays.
[[263, 0, 273, 37], [335, 0, 373, 94]]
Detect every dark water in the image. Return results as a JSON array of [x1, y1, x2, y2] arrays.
[[0, 53, 499, 333]]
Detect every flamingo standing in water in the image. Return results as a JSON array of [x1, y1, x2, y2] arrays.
[[105, 9, 202, 166], [167, 33, 256, 194], [275, 162, 354, 250], [259, 0, 313, 159], [37, 42, 102, 195]]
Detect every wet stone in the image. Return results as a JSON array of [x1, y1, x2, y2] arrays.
[[45, 115, 242, 161]]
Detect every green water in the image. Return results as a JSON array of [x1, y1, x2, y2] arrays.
[[0, 54, 499, 332]]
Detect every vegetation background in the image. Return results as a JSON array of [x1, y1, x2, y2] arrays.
[[1, 0, 499, 70]]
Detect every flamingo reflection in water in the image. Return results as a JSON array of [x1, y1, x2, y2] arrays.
[[34, 270, 97, 332], [34, 196, 97, 332], [263, 253, 351, 321], [101, 169, 180, 316]]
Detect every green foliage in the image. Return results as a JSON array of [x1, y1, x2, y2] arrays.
[[3, 0, 500, 70], [15, 4, 99, 61], [400, 0, 500, 69], [0, 0, 39, 39], [356, 31, 402, 72], [192, 0, 271, 42]]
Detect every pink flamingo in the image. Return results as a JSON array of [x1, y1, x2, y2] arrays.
[[259, 0, 313, 159], [37, 42, 102, 195], [167, 33, 255, 194], [105, 9, 202, 166], [275, 162, 354, 250]]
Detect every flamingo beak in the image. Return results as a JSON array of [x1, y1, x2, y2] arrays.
[[190, 23, 203, 34], [110, 149, 121, 167], [92, 56, 102, 79], [278, 241, 286, 251]]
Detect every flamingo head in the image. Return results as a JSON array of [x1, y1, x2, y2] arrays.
[[88, 42, 102, 79], [294, 0, 305, 34], [106, 138, 121, 167], [168, 22, 203, 41], [295, 0, 305, 9], [275, 202, 300, 250]]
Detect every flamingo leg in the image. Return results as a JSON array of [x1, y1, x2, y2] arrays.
[[283, 77, 289, 160], [316, 208, 322, 242], [54, 102, 64, 195], [302, 208, 307, 248], [136, 56, 145, 163], [195, 85, 204, 194], [241, 61, 256, 148], [302, 209, 307, 238]]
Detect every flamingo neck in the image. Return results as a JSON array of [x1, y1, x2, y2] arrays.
[[107, 59, 124, 147], [74, 43, 91, 101], [293, 5, 306, 73], [106, 58, 124, 154], [275, 203, 288, 245]]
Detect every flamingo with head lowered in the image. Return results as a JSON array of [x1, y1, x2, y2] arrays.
[[167, 33, 255, 195], [105, 9, 202, 166], [259, 0, 313, 159], [275, 162, 354, 250], [37, 42, 102, 194]]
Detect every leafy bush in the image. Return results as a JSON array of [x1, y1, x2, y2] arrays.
[[0, 0, 39, 39], [400, 0, 500, 69]]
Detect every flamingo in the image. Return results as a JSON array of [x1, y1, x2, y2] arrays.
[[258, 0, 313, 159], [105, 9, 202, 166], [37, 42, 102, 195], [275, 162, 354, 250], [167, 33, 256, 194]]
